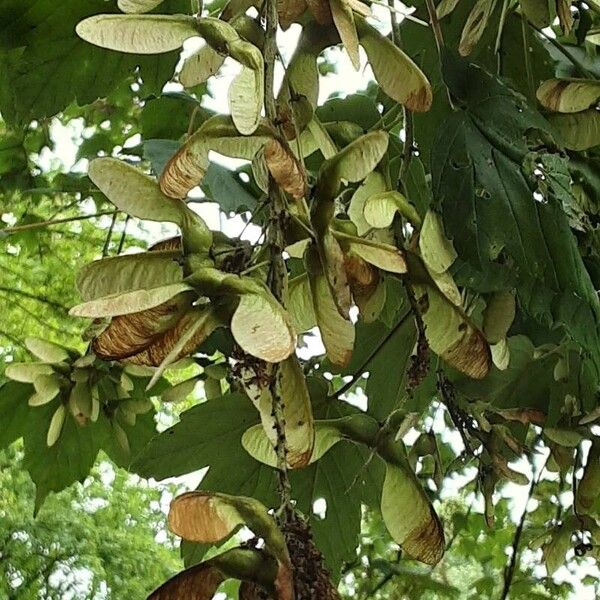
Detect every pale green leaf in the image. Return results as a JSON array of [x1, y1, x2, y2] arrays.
[[76, 251, 183, 302], [348, 171, 388, 235], [229, 65, 264, 135], [70, 283, 192, 318], [231, 293, 296, 363], [482, 290, 516, 344], [356, 17, 432, 112], [76, 14, 197, 54], [309, 272, 355, 367], [537, 78, 600, 113], [5, 362, 55, 383], [118, 0, 165, 12], [381, 463, 445, 565], [548, 110, 600, 151], [419, 210, 457, 274], [330, 0, 360, 70], [24, 337, 70, 363], [242, 421, 343, 467], [363, 190, 422, 230]]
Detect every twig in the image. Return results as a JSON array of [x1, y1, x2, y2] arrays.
[[264, 0, 294, 520], [0, 287, 68, 314], [102, 212, 118, 257], [500, 454, 549, 600], [1, 211, 117, 234], [116, 215, 130, 255], [327, 309, 412, 399], [523, 17, 594, 79]]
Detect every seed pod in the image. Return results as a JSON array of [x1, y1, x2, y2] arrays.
[[47, 405, 66, 447], [264, 138, 306, 200], [113, 420, 131, 455]]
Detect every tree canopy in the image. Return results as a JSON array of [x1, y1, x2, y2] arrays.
[[1, 0, 600, 598]]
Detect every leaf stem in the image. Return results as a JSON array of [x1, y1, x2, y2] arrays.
[[263, 0, 294, 521], [328, 309, 412, 400], [524, 17, 594, 79], [500, 453, 549, 600]]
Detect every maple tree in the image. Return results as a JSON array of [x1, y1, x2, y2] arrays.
[[1, 0, 600, 597]]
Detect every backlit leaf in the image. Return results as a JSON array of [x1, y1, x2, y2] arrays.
[[363, 190, 422, 230], [330, 0, 360, 70], [24, 337, 69, 364], [381, 463, 445, 565], [357, 17, 432, 112], [241, 355, 314, 468], [231, 293, 296, 363], [419, 210, 457, 274], [309, 271, 355, 367], [70, 283, 192, 318], [76, 14, 197, 54], [229, 65, 264, 135]]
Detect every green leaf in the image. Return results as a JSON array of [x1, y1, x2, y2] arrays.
[[348, 171, 388, 236], [548, 110, 600, 151], [180, 45, 225, 87], [458, 0, 498, 56], [0, 0, 186, 123], [0, 381, 33, 449], [330, 0, 360, 69], [432, 52, 600, 377], [70, 283, 192, 318], [242, 420, 343, 468], [419, 210, 457, 274], [76, 14, 197, 54], [24, 338, 70, 364], [363, 190, 422, 230], [118, 0, 165, 13], [76, 251, 183, 302], [229, 65, 264, 135]]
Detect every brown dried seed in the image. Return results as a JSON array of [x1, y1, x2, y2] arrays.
[[264, 138, 306, 201]]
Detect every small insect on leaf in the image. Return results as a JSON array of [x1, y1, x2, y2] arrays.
[[76, 14, 198, 54], [240, 355, 315, 468]]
